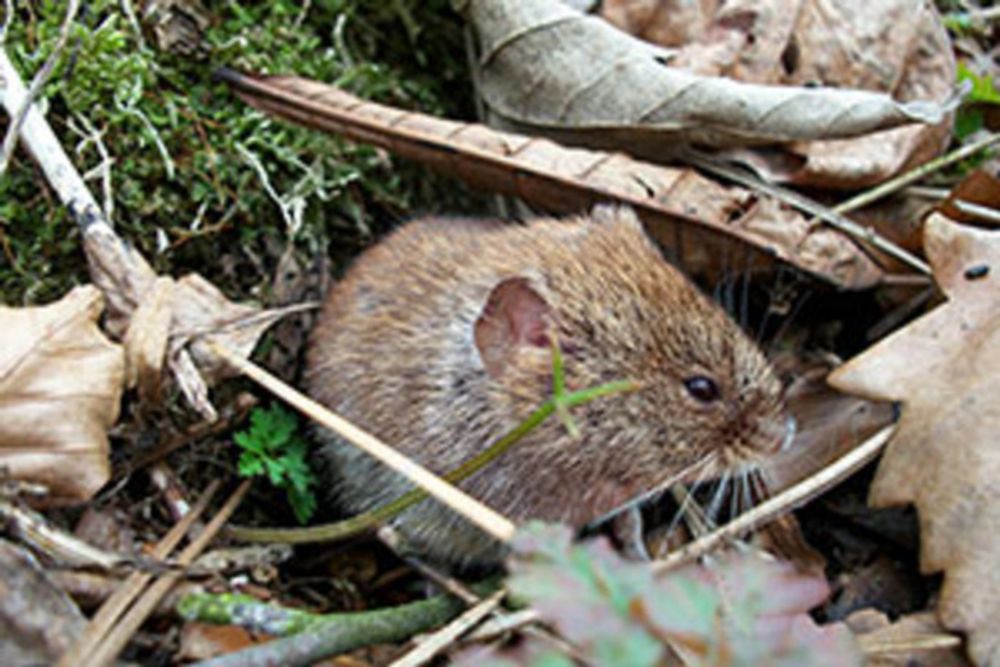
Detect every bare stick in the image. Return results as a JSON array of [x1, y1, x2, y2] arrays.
[[206, 340, 518, 543], [390, 590, 506, 667], [0, 48, 105, 225], [84, 481, 251, 667], [56, 481, 221, 667], [830, 132, 1000, 216], [652, 425, 895, 575], [0, 0, 82, 174], [683, 149, 932, 276]]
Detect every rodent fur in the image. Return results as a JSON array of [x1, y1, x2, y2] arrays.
[[306, 206, 787, 569]]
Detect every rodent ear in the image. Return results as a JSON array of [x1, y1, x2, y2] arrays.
[[474, 277, 552, 379]]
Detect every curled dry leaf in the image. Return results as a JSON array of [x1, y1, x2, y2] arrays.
[[829, 214, 1000, 665], [84, 224, 307, 421], [603, 0, 956, 188], [457, 0, 952, 152], [0, 286, 123, 504], [220, 69, 883, 289]]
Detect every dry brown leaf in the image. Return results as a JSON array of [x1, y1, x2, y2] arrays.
[[458, 0, 952, 152], [0, 286, 123, 504], [608, 0, 956, 187], [829, 214, 1000, 665], [84, 224, 306, 420], [604, 0, 955, 188], [601, 0, 720, 47], [220, 69, 884, 289]]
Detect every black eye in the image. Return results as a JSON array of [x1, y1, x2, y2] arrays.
[[684, 376, 720, 403]]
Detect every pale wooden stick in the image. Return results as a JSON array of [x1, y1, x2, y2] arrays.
[[858, 633, 963, 655], [390, 590, 506, 667], [206, 341, 517, 543], [653, 424, 895, 575], [84, 481, 251, 667], [56, 481, 221, 667], [0, 1, 82, 174]]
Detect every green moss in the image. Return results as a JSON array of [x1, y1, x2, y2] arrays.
[[1, 0, 478, 304]]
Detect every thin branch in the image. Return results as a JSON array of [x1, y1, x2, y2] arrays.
[[830, 131, 1000, 216], [953, 198, 1000, 225], [83, 481, 251, 667], [55, 481, 222, 667], [682, 148, 932, 276], [390, 590, 506, 667], [0, 48, 105, 227], [206, 340, 519, 544], [653, 424, 895, 575], [0, 0, 82, 175]]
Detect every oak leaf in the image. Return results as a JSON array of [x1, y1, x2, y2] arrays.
[[829, 215, 1000, 665], [0, 286, 123, 504]]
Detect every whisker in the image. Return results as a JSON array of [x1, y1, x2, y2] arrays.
[[706, 471, 730, 525], [666, 457, 716, 537]]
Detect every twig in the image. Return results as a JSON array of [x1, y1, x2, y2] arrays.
[[187, 584, 499, 667], [390, 590, 506, 667], [378, 525, 481, 604], [953, 198, 1000, 225], [0, 48, 105, 226], [682, 149, 932, 276], [858, 632, 963, 655], [84, 481, 251, 667], [829, 132, 1000, 216], [652, 425, 895, 575], [0, 0, 82, 175], [0, 500, 133, 571], [206, 340, 519, 544], [55, 481, 221, 667]]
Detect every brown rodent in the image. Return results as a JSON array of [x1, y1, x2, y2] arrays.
[[306, 206, 789, 569]]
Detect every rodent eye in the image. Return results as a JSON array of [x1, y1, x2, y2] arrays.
[[684, 375, 720, 403]]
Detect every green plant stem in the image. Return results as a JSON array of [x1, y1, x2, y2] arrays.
[[228, 378, 637, 544], [183, 581, 502, 667]]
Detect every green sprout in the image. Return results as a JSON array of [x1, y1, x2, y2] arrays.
[[235, 404, 318, 523]]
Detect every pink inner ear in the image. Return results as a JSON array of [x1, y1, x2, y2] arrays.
[[474, 278, 552, 378]]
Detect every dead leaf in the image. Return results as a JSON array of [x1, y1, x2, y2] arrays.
[[220, 69, 884, 289], [177, 622, 267, 662], [603, 0, 956, 189], [85, 224, 309, 420], [829, 214, 1000, 665], [0, 540, 87, 666], [457, 0, 952, 151], [0, 286, 123, 504], [601, 0, 720, 47]]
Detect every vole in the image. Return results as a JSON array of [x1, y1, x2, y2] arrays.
[[306, 206, 789, 569]]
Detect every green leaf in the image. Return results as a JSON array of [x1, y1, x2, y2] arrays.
[[234, 405, 318, 523]]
